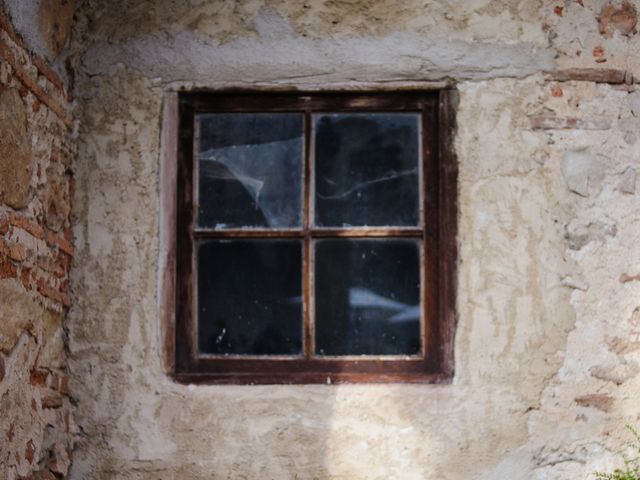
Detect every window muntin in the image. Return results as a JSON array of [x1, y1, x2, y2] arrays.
[[175, 92, 456, 383]]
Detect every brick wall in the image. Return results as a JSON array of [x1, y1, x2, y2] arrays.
[[0, 7, 76, 480]]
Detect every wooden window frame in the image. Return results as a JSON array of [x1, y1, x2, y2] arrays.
[[160, 89, 458, 384]]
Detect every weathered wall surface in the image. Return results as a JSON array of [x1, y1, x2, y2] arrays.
[[68, 1, 640, 479], [0, 2, 77, 479]]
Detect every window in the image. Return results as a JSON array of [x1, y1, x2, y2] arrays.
[[171, 91, 458, 384]]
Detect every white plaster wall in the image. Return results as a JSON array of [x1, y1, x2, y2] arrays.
[[68, 1, 640, 478]]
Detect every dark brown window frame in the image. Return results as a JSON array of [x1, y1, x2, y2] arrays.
[[161, 89, 458, 385]]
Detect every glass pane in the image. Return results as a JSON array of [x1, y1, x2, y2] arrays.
[[197, 239, 302, 355], [314, 239, 421, 356], [313, 113, 420, 227], [197, 114, 303, 229]]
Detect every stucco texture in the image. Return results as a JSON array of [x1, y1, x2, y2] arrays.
[[67, 1, 640, 479]]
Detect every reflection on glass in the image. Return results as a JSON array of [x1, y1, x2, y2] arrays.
[[197, 239, 302, 355], [314, 239, 421, 355], [197, 114, 303, 229], [314, 113, 420, 227]]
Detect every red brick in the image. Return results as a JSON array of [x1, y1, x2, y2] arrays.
[[29, 368, 50, 386], [0, 259, 17, 279], [0, 41, 73, 129], [575, 393, 614, 412], [58, 374, 70, 396], [37, 256, 65, 277], [56, 251, 70, 271], [7, 242, 27, 261], [33, 470, 57, 480], [45, 229, 73, 256], [0, 214, 8, 234], [20, 267, 33, 290], [620, 273, 640, 283], [593, 45, 606, 63], [0, 10, 68, 97], [551, 85, 563, 97], [41, 393, 63, 409], [25, 439, 35, 464], [36, 277, 71, 307], [9, 213, 45, 239]]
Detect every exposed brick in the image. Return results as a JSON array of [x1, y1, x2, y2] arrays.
[[7, 242, 28, 262], [32, 469, 57, 480], [45, 229, 73, 256], [0, 214, 9, 234], [58, 374, 70, 396], [0, 11, 75, 480], [0, 40, 73, 129], [575, 393, 614, 412], [29, 368, 50, 386], [545, 68, 630, 84], [21, 267, 33, 290], [593, 45, 606, 62], [0, 10, 67, 97], [25, 439, 35, 464], [56, 251, 70, 271], [551, 85, 563, 97], [37, 255, 65, 278], [58, 278, 69, 294], [0, 258, 17, 279], [41, 393, 63, 409], [9, 213, 45, 239], [36, 276, 71, 307], [620, 273, 640, 283], [50, 145, 73, 167]]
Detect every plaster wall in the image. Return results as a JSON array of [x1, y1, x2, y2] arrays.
[[68, 1, 640, 479]]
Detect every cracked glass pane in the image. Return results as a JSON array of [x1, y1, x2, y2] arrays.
[[196, 113, 303, 229], [197, 239, 303, 355], [314, 238, 421, 356], [313, 113, 420, 227]]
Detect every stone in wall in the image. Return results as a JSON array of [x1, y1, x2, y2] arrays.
[[0, 86, 33, 209]]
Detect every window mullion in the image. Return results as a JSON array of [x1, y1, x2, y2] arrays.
[[303, 109, 313, 359]]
